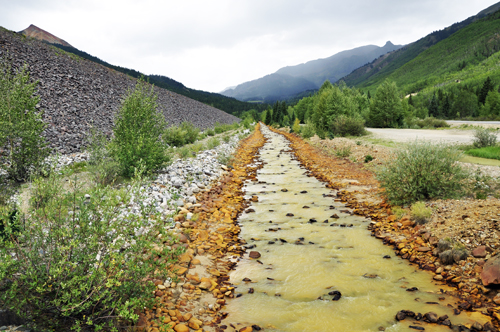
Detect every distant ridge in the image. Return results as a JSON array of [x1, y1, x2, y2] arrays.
[[222, 41, 402, 102], [20, 24, 73, 48]]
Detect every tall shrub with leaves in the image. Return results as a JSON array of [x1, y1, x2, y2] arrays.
[[377, 141, 469, 204], [111, 80, 169, 177], [0, 174, 182, 331], [0, 58, 49, 181], [369, 80, 404, 128]]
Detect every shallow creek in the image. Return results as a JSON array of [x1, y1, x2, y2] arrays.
[[223, 126, 484, 331]]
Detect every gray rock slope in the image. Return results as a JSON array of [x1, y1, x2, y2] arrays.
[[0, 28, 239, 154]]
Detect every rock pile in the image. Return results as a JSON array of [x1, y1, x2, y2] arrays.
[[0, 27, 239, 154]]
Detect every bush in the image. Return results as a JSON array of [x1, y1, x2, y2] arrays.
[[301, 121, 316, 139], [377, 141, 469, 204], [206, 129, 215, 137], [335, 146, 352, 158], [164, 125, 186, 147], [364, 155, 373, 163], [410, 201, 432, 224], [414, 117, 450, 129], [206, 137, 221, 150], [292, 118, 301, 134], [331, 115, 366, 137], [164, 122, 200, 147], [0, 58, 50, 182], [0, 206, 20, 242], [111, 80, 170, 178], [472, 128, 497, 148], [86, 128, 120, 186], [0, 175, 182, 331]]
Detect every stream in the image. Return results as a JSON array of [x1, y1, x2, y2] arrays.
[[222, 126, 485, 331]]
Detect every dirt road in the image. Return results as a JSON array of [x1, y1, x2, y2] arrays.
[[367, 127, 500, 145]]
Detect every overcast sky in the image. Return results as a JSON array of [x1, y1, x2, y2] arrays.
[[1, 0, 498, 92]]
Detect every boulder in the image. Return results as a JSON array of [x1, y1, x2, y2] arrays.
[[481, 255, 500, 286]]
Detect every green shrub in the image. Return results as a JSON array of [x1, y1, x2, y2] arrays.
[[206, 137, 221, 150], [292, 118, 301, 134], [410, 201, 432, 224], [190, 142, 204, 154], [179, 122, 199, 145], [472, 128, 498, 148], [0, 206, 20, 243], [111, 80, 170, 177], [335, 146, 352, 158], [391, 206, 406, 221], [0, 175, 182, 331], [331, 115, 366, 137], [177, 146, 191, 159], [414, 117, 450, 129], [222, 134, 231, 143], [214, 122, 226, 134], [0, 58, 50, 182], [30, 172, 59, 209], [301, 121, 316, 139], [206, 129, 215, 137], [164, 125, 186, 147], [364, 155, 373, 163], [86, 128, 120, 186], [377, 141, 469, 204]]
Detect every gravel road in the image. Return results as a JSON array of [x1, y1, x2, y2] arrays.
[[367, 127, 500, 145]]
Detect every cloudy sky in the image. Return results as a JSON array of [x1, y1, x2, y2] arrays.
[[1, 0, 497, 92]]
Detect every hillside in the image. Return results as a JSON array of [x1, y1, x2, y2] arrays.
[[342, 1, 500, 91], [379, 9, 500, 94], [222, 42, 401, 102], [19, 25, 265, 116], [0, 27, 239, 154]]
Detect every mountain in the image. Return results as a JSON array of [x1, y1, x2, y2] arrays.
[[18, 25, 266, 116], [222, 41, 401, 102], [277, 41, 401, 86], [0, 27, 239, 154], [222, 73, 318, 102], [342, 1, 500, 91], [20, 24, 72, 47]]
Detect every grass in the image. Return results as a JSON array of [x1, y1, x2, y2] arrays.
[[466, 146, 500, 160]]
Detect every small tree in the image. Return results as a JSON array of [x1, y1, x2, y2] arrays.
[[369, 80, 404, 128], [0, 58, 49, 182], [111, 80, 169, 177]]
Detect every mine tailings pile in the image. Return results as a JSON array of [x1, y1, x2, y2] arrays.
[[219, 125, 493, 332]]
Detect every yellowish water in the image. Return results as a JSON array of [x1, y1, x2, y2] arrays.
[[460, 155, 500, 166], [223, 127, 487, 331]]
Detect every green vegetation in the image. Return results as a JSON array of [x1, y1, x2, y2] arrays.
[[466, 146, 500, 160], [335, 146, 352, 158], [0, 57, 251, 331], [472, 127, 498, 148], [164, 121, 200, 147], [410, 201, 432, 224], [0, 173, 182, 331], [111, 80, 170, 178], [369, 80, 404, 128], [0, 58, 50, 182], [377, 141, 469, 204]]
